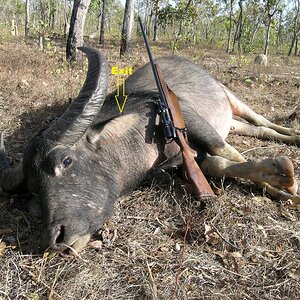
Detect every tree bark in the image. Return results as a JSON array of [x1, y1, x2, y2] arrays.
[[120, 0, 135, 57], [49, 0, 56, 29], [250, 22, 259, 49], [63, 0, 69, 38], [25, 0, 30, 36], [144, 0, 150, 35], [39, 0, 47, 24], [152, 0, 159, 41], [99, 0, 106, 45], [264, 18, 271, 55], [276, 9, 283, 47], [153, 15, 158, 41], [226, 0, 234, 53], [232, 0, 243, 52], [288, 0, 300, 56], [263, 0, 280, 56], [66, 0, 91, 62]]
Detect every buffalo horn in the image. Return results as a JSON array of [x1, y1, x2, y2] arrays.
[[43, 47, 108, 146]]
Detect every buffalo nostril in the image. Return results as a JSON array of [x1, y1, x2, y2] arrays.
[[55, 225, 66, 244]]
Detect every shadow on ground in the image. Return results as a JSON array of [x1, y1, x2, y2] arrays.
[[0, 102, 70, 255]]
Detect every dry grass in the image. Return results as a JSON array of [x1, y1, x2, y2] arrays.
[[0, 33, 299, 299]]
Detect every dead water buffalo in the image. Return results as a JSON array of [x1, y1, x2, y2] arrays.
[[0, 47, 299, 253]]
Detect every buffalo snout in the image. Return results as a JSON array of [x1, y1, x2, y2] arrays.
[[42, 220, 91, 254]]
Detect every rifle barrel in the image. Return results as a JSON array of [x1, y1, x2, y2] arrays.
[[138, 17, 165, 107]]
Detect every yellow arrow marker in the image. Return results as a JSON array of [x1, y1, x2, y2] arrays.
[[114, 77, 128, 113]]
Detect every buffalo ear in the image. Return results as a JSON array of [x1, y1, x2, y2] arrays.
[[0, 133, 25, 193], [86, 114, 140, 146], [1, 163, 25, 193]]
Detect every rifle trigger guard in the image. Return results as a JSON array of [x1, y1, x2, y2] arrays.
[[175, 127, 187, 132]]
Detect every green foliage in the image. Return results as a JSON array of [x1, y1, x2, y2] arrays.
[[0, 0, 299, 56], [0, 0, 25, 25], [85, 0, 123, 35], [157, 4, 177, 29], [229, 55, 252, 68]]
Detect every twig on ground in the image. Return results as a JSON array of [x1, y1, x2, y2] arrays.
[[171, 221, 190, 300], [209, 223, 241, 251], [145, 259, 158, 300], [241, 145, 286, 154]]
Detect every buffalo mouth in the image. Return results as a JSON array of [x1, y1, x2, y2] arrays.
[[43, 225, 91, 256]]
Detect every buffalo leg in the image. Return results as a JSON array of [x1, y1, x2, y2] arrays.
[[220, 83, 300, 138], [209, 141, 245, 162], [230, 119, 300, 146], [200, 155, 298, 199], [189, 128, 298, 199]]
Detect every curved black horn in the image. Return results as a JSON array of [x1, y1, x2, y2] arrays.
[[43, 47, 108, 146]]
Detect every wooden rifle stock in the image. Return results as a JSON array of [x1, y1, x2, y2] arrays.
[[138, 16, 214, 198], [155, 66, 215, 199]]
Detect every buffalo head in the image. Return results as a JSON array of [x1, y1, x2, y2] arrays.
[[0, 47, 115, 253]]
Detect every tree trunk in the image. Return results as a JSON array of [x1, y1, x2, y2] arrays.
[[172, 0, 193, 54], [237, 5, 243, 52], [39, 0, 47, 24], [226, 0, 234, 53], [263, 0, 280, 56], [25, 0, 30, 36], [232, 0, 243, 53], [66, 0, 91, 62], [97, 3, 102, 31], [144, 0, 150, 35], [11, 16, 18, 36], [264, 18, 271, 55], [288, 0, 300, 56], [99, 0, 106, 45], [276, 10, 283, 47], [152, 0, 159, 41], [153, 15, 158, 41], [136, 0, 142, 34], [49, 0, 56, 29], [63, 0, 69, 38], [289, 34, 297, 56], [120, 0, 135, 57], [146, 10, 153, 36], [250, 23, 259, 49]]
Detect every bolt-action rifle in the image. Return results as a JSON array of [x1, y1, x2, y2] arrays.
[[138, 17, 215, 199]]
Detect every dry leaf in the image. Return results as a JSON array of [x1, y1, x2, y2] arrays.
[[89, 240, 103, 250], [280, 207, 296, 221], [284, 196, 300, 211], [213, 251, 243, 271], [263, 251, 276, 258], [21, 79, 29, 86], [288, 267, 300, 280], [0, 241, 6, 257], [227, 252, 243, 258], [174, 243, 181, 252], [159, 246, 169, 252], [204, 223, 220, 245], [214, 251, 242, 259], [253, 196, 271, 205]]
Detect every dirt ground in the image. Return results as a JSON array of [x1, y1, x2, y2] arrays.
[[0, 33, 299, 300]]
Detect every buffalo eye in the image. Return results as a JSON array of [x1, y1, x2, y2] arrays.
[[62, 157, 73, 168]]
